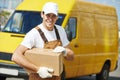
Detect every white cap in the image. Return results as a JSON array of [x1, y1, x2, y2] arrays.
[[42, 2, 58, 16]]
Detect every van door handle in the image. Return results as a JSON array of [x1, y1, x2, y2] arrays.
[[74, 44, 79, 48], [11, 34, 25, 38]]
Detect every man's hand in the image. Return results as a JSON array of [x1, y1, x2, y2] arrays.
[[37, 67, 54, 78], [53, 46, 67, 56]]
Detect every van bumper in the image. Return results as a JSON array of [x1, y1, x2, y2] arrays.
[[0, 62, 28, 79]]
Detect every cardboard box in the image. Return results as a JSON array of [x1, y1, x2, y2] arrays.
[[24, 48, 63, 76]]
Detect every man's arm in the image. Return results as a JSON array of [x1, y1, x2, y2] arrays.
[[11, 45, 39, 73], [64, 45, 74, 61]]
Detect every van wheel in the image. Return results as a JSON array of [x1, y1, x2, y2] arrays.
[[96, 63, 110, 80], [61, 70, 66, 80], [0, 76, 6, 80]]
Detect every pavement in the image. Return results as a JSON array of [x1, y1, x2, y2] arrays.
[[109, 54, 120, 77]]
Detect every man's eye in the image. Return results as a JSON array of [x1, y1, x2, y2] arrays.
[[46, 14, 50, 17], [46, 14, 57, 18], [52, 15, 56, 18]]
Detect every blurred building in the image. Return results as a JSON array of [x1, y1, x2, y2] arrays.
[[0, 0, 23, 12], [0, 0, 23, 28]]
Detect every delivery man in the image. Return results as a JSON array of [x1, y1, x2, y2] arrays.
[[12, 2, 74, 80]]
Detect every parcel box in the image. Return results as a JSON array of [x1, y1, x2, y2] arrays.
[[24, 48, 63, 76]]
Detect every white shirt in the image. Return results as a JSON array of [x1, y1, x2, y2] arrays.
[[21, 24, 69, 49]]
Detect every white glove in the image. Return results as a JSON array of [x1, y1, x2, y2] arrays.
[[37, 67, 54, 78], [53, 46, 67, 56]]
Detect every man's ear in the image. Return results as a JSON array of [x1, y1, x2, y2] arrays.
[[41, 12, 44, 18], [56, 16, 58, 20]]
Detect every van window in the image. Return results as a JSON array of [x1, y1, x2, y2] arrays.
[[3, 11, 66, 34], [3, 11, 23, 33], [12, 13, 22, 32], [65, 17, 77, 41]]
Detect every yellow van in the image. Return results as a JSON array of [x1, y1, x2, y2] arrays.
[[0, 0, 118, 80]]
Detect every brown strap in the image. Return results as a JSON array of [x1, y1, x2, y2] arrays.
[[54, 26, 61, 40], [35, 26, 61, 43], [35, 26, 48, 43]]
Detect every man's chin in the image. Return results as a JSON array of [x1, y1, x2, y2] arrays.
[[46, 26, 54, 31]]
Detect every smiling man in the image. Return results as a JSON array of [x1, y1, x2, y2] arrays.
[[12, 2, 74, 80]]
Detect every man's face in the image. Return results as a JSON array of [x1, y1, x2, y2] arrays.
[[41, 12, 58, 31]]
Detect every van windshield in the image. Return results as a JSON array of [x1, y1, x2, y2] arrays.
[[3, 11, 66, 34]]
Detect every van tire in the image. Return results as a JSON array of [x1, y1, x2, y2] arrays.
[[0, 76, 6, 80], [61, 70, 66, 80], [96, 63, 110, 80]]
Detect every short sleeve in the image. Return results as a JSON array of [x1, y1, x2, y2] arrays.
[[21, 29, 35, 49]]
